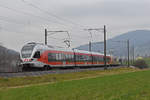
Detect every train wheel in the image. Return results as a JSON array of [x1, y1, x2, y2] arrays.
[[43, 65, 50, 71]]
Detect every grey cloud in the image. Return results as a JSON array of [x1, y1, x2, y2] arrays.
[[58, 1, 150, 18], [0, 0, 150, 51]]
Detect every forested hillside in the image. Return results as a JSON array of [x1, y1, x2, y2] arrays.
[[0, 45, 20, 72]]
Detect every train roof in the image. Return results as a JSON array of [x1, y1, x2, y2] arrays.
[[73, 49, 106, 56], [26, 42, 73, 51]]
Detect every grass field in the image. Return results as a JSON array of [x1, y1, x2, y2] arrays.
[[0, 68, 150, 100], [0, 67, 138, 88]]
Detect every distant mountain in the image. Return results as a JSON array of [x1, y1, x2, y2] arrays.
[[77, 30, 150, 58], [0, 45, 20, 72]]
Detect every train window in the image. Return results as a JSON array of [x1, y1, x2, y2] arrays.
[[69, 54, 73, 62], [79, 55, 83, 61], [95, 56, 99, 62], [97, 56, 103, 62], [78, 55, 86, 61], [75, 54, 92, 62], [67, 54, 71, 61], [56, 53, 60, 60], [21, 44, 35, 58], [102, 57, 110, 62], [87, 55, 91, 61], [101, 57, 104, 62], [98, 56, 100, 62], [65, 54, 69, 61], [48, 53, 56, 61], [75, 55, 79, 61], [68, 54, 70, 59], [97, 56, 100, 62], [56, 53, 58, 60], [72, 55, 74, 61], [58, 53, 62, 60], [89, 55, 92, 62], [64, 54, 73, 62], [69, 54, 72, 59], [94, 56, 100, 62], [85, 55, 89, 61], [106, 57, 110, 62], [85, 55, 90, 62], [33, 51, 40, 58], [93, 56, 96, 61], [61, 53, 65, 61], [84, 55, 87, 61]]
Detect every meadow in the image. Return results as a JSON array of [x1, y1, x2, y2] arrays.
[[0, 67, 149, 100]]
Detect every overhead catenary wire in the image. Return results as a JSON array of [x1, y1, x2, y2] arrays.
[[0, 2, 88, 40], [0, 4, 70, 28], [0, 15, 27, 25], [0, 15, 90, 40], [21, 0, 86, 29], [0, 1, 103, 48], [46, 32, 90, 42], [0, 15, 49, 35], [22, 0, 93, 42], [0, 1, 90, 33], [0, 14, 90, 44], [0, 27, 30, 35]]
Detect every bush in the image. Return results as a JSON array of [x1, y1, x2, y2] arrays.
[[133, 59, 148, 69]]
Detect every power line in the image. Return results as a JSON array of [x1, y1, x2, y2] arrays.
[[47, 35, 89, 48], [0, 15, 27, 25], [71, 34, 90, 39], [48, 36, 68, 41], [0, 2, 91, 41], [21, 0, 86, 29], [0, 27, 29, 35], [0, 2, 87, 38], [0, 2, 99, 48], [0, 15, 49, 34], [0, 4, 69, 27], [0, 14, 89, 45]]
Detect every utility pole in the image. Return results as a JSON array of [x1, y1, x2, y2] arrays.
[[89, 41, 92, 52], [45, 29, 47, 45], [127, 39, 130, 67], [133, 45, 135, 64], [104, 25, 107, 69]]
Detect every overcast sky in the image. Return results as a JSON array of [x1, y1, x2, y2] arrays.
[[0, 0, 150, 51]]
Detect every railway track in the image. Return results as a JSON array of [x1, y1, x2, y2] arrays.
[[0, 66, 122, 78]]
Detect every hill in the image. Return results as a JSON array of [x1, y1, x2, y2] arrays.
[[77, 30, 150, 58], [0, 45, 20, 72]]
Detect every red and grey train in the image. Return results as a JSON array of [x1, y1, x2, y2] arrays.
[[20, 42, 113, 69]]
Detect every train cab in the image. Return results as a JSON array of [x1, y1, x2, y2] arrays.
[[20, 42, 44, 68]]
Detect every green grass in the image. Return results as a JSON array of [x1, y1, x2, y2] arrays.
[[0, 68, 150, 100], [0, 67, 137, 88]]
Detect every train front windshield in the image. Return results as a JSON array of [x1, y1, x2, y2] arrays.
[[21, 44, 35, 58]]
